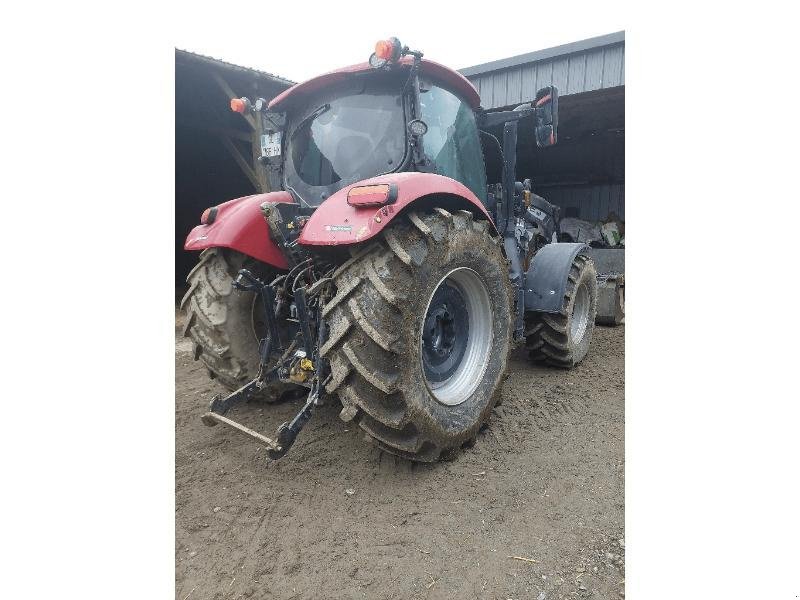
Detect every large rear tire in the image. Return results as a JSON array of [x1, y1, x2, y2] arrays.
[[322, 209, 513, 462], [181, 248, 289, 399], [525, 253, 598, 368]]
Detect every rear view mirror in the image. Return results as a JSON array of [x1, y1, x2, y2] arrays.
[[534, 86, 558, 148]]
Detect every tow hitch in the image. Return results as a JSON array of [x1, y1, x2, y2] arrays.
[[201, 377, 321, 460], [200, 267, 329, 460]]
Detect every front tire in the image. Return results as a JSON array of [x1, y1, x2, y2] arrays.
[[525, 254, 598, 368], [322, 209, 513, 462]]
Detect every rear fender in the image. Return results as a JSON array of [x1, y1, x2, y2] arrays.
[[183, 191, 294, 269], [297, 172, 495, 246], [524, 242, 590, 313]]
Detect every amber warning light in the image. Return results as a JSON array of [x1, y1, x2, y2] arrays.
[[374, 37, 401, 62], [230, 98, 247, 113], [346, 184, 398, 207]]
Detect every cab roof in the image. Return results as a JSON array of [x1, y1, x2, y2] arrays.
[[268, 57, 481, 112]]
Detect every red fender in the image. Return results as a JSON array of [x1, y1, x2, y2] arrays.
[[183, 191, 294, 269], [297, 172, 494, 246]]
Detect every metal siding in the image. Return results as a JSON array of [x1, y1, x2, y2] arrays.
[[520, 65, 536, 103], [489, 72, 500, 108], [562, 189, 575, 215], [546, 188, 561, 207], [608, 185, 619, 218], [583, 191, 592, 220], [602, 45, 624, 88], [590, 187, 601, 220], [584, 188, 596, 221], [462, 33, 623, 109], [537, 61, 554, 92], [466, 46, 623, 108], [567, 53, 587, 95], [494, 70, 509, 109], [599, 186, 609, 221], [584, 49, 604, 91], [579, 192, 588, 219], [551, 57, 570, 94], [541, 184, 625, 223], [482, 75, 494, 110], [460, 31, 624, 77], [507, 67, 523, 105]]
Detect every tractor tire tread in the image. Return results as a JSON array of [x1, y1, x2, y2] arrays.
[[323, 211, 510, 461], [182, 247, 292, 400]]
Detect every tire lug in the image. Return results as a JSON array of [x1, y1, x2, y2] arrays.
[[339, 405, 359, 422]]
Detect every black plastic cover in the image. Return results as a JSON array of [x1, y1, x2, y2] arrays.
[[524, 242, 588, 313]]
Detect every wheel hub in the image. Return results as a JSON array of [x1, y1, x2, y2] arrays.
[[420, 268, 493, 406], [422, 283, 469, 383]]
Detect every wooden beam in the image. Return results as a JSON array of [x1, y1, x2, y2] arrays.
[[210, 70, 256, 130], [176, 119, 253, 143], [249, 99, 270, 193], [219, 135, 261, 192]]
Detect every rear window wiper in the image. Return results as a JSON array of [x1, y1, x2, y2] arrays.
[[292, 103, 330, 137]]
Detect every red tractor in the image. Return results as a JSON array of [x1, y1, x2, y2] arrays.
[[182, 38, 597, 462]]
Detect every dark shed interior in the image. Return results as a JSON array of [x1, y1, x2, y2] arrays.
[[175, 50, 292, 283], [501, 86, 624, 221]]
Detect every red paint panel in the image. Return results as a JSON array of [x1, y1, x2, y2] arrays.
[[184, 191, 294, 269], [269, 58, 481, 111], [298, 172, 493, 247]]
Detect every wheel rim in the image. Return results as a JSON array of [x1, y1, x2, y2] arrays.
[[250, 295, 268, 343], [421, 268, 493, 406], [570, 281, 590, 343]]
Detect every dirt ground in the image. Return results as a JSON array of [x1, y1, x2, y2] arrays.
[[175, 317, 624, 600]]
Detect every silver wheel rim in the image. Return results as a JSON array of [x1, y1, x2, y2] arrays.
[[421, 268, 493, 406], [250, 295, 267, 343], [570, 281, 590, 343]]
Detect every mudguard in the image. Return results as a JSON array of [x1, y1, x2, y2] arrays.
[[183, 191, 295, 269], [297, 172, 494, 246], [524, 242, 590, 313]]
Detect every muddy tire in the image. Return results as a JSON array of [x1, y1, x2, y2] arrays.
[[322, 209, 513, 462], [525, 254, 597, 368], [181, 247, 289, 400]]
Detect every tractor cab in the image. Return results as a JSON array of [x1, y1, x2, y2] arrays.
[[281, 71, 487, 209], [236, 39, 487, 209]]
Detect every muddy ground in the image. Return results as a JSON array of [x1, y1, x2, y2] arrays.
[[175, 318, 624, 600]]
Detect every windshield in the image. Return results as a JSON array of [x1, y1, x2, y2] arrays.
[[285, 78, 407, 206], [419, 85, 487, 200]]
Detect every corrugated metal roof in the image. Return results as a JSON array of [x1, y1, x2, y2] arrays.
[[175, 48, 295, 87], [459, 31, 624, 109]]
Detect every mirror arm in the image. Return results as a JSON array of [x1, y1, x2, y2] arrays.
[[478, 107, 535, 129]]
